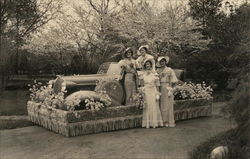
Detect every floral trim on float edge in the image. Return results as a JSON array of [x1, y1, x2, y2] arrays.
[[28, 80, 112, 118], [173, 81, 213, 100]]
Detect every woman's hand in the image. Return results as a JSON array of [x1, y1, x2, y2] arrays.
[[156, 91, 161, 100], [166, 86, 173, 97], [156, 94, 160, 100], [168, 91, 172, 97]]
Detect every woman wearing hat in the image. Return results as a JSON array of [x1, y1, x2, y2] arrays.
[[118, 48, 138, 105], [136, 45, 155, 71], [140, 58, 163, 128], [156, 56, 178, 127]]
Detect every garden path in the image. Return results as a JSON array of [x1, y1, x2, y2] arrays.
[[0, 103, 234, 159]]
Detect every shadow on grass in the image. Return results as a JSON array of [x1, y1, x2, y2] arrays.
[[0, 120, 34, 130]]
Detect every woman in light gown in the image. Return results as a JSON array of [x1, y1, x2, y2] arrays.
[[136, 45, 155, 71], [118, 48, 138, 105], [156, 56, 178, 127], [140, 59, 163, 128]]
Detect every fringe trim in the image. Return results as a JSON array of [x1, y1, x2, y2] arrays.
[[29, 114, 143, 137], [28, 102, 212, 137], [174, 105, 212, 121], [68, 115, 142, 137]]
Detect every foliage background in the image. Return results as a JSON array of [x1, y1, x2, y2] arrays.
[[1, 0, 249, 92]]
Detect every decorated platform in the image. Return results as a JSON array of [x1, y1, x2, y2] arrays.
[[27, 98, 212, 137]]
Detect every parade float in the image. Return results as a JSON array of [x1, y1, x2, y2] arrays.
[[27, 62, 213, 137]]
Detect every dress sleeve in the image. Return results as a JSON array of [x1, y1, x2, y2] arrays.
[[118, 60, 125, 68], [170, 69, 178, 83]]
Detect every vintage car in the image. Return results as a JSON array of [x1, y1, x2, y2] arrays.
[[49, 62, 184, 106]]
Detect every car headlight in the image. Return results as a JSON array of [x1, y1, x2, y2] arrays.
[[61, 80, 66, 91], [48, 80, 53, 88]]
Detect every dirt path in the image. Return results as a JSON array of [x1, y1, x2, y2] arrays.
[[0, 104, 234, 159]]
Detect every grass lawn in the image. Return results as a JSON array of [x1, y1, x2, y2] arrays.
[[189, 125, 250, 159], [0, 90, 29, 115]]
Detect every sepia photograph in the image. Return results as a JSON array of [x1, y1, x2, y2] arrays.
[[0, 0, 249, 158]]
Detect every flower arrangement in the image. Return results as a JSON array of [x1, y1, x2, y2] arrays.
[[173, 81, 213, 100], [28, 81, 66, 110], [28, 80, 112, 112], [84, 90, 112, 111], [133, 87, 146, 109], [98, 90, 112, 106]]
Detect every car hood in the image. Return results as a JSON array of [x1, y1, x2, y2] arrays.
[[59, 74, 109, 87]]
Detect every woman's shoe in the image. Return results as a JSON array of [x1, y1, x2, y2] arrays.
[[169, 123, 176, 127]]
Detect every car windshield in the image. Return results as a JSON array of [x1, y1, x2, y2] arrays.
[[97, 62, 112, 74], [97, 62, 121, 76], [106, 63, 122, 76]]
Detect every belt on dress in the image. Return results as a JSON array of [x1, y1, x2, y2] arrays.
[[144, 84, 156, 88]]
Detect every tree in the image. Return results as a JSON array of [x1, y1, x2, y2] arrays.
[[0, 36, 14, 90], [115, 0, 210, 67], [187, 1, 249, 89], [1, 0, 61, 42], [0, 0, 61, 89], [25, 0, 210, 74], [0, 0, 61, 73], [189, 0, 223, 36], [24, 0, 123, 74]]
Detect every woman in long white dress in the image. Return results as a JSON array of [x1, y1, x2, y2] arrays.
[[156, 56, 178, 127], [140, 59, 163, 128]]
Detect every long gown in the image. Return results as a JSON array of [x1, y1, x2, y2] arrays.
[[118, 58, 138, 105], [141, 71, 163, 128], [157, 67, 178, 127]]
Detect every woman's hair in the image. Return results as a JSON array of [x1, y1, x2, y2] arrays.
[[140, 47, 148, 52], [143, 60, 153, 69], [139, 45, 149, 53], [159, 58, 167, 64]]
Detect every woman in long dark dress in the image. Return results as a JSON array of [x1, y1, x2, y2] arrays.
[[118, 48, 138, 105]]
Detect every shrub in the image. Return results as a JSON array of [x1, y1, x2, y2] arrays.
[[225, 73, 249, 128]]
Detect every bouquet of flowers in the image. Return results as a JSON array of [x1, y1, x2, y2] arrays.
[[133, 87, 145, 109]]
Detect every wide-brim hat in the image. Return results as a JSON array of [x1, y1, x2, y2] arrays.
[[122, 47, 134, 58], [138, 45, 149, 52], [137, 45, 149, 55], [156, 56, 170, 67], [143, 57, 155, 70]]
